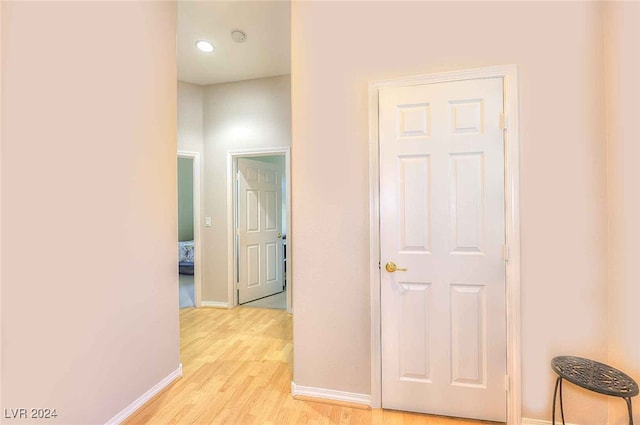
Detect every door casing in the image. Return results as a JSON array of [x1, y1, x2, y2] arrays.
[[227, 147, 292, 313], [368, 65, 521, 424]]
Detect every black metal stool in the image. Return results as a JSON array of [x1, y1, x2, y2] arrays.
[[551, 356, 638, 425]]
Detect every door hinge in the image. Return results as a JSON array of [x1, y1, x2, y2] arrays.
[[500, 113, 508, 130], [503, 244, 510, 262], [505, 374, 510, 391]]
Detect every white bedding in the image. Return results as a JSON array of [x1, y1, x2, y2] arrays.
[[179, 240, 194, 263]]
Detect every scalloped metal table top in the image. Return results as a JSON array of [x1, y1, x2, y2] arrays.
[[552, 356, 639, 398]]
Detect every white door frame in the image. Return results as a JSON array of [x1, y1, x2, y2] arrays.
[[368, 65, 521, 424], [178, 150, 203, 307], [227, 147, 292, 313]]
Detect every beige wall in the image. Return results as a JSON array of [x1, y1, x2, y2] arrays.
[[604, 3, 640, 425], [1, 2, 179, 424], [178, 81, 203, 154], [0, 0, 4, 408], [291, 2, 608, 423], [201, 75, 291, 302]]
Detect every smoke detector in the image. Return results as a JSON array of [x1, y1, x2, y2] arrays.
[[231, 30, 246, 43]]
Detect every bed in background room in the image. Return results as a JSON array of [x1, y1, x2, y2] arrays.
[[179, 240, 194, 275]]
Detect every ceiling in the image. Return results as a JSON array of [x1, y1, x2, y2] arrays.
[[177, 1, 291, 86]]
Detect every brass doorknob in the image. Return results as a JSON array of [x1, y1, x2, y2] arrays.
[[277, 233, 282, 239], [385, 261, 407, 273]]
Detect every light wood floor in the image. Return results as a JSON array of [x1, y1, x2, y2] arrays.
[[124, 306, 501, 425]]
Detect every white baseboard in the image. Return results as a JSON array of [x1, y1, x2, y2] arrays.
[[523, 417, 582, 425], [201, 301, 230, 309], [105, 364, 182, 425], [291, 381, 371, 406]]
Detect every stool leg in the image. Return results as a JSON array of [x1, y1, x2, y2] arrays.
[[552, 377, 561, 425], [559, 378, 566, 425], [625, 397, 633, 425]]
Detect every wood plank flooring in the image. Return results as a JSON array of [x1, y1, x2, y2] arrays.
[[124, 306, 501, 425]]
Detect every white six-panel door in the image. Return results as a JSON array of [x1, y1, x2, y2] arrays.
[[237, 157, 284, 304], [379, 78, 506, 421]]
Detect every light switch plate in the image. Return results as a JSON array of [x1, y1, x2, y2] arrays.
[[205, 217, 212, 227]]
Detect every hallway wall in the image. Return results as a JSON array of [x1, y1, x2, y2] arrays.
[[177, 75, 291, 304], [291, 2, 608, 422], [1, 2, 179, 423], [604, 3, 640, 424], [178, 81, 203, 155], [201, 75, 291, 302]]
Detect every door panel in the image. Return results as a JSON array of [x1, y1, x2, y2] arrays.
[[399, 156, 431, 253], [399, 282, 432, 383], [265, 191, 278, 231], [238, 157, 284, 304], [247, 190, 260, 232], [380, 78, 506, 421], [265, 242, 278, 283], [450, 153, 484, 253], [450, 284, 486, 387]]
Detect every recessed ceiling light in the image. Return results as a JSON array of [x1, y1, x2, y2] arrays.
[[195, 40, 214, 53]]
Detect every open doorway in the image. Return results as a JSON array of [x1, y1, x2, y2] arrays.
[[172, 2, 292, 421], [231, 152, 290, 311], [177, 1, 291, 312], [177, 156, 195, 308], [177, 151, 202, 309]]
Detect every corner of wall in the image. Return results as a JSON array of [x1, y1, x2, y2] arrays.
[[0, 0, 4, 410], [602, 2, 640, 425]]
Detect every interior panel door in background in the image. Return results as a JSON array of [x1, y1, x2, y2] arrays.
[[379, 78, 507, 421], [237, 157, 284, 304]]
